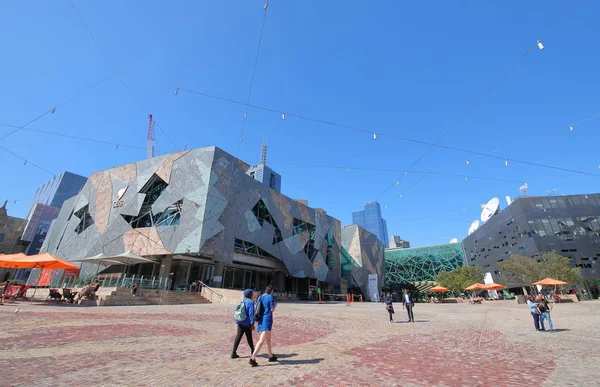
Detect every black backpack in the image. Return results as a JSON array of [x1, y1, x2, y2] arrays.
[[254, 295, 264, 322]]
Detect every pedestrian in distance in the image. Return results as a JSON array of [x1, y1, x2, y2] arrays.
[[232, 289, 255, 359], [249, 286, 277, 367], [402, 289, 415, 322], [536, 294, 553, 332], [131, 283, 139, 297], [384, 292, 395, 323], [526, 295, 542, 332]]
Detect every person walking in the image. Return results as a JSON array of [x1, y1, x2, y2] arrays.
[[384, 292, 395, 323], [232, 289, 255, 359], [402, 289, 415, 322], [249, 286, 277, 367], [526, 295, 542, 332], [536, 294, 553, 332]]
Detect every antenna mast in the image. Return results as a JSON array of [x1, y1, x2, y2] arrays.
[[260, 137, 267, 165], [147, 114, 155, 158]]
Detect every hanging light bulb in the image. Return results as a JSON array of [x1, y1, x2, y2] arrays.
[[569, 126, 574, 131], [174, 88, 179, 95], [505, 159, 509, 166], [537, 40, 545, 50], [116, 144, 119, 149], [396, 180, 400, 185], [373, 132, 377, 140], [464, 176, 468, 181], [23, 160, 27, 166], [347, 168, 350, 172], [244, 111, 248, 118], [281, 112, 286, 120], [263, 1, 269, 10], [50, 107, 57, 114], [399, 194, 403, 198], [466, 160, 470, 165]]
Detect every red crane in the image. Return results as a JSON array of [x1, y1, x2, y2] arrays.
[[147, 114, 155, 158]]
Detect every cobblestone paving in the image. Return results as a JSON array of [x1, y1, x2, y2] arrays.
[[1, 300, 598, 386]]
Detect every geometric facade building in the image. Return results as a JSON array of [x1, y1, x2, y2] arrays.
[[0, 201, 27, 281], [384, 243, 465, 290], [462, 193, 600, 282], [341, 225, 385, 299], [43, 146, 382, 297], [352, 201, 389, 248]]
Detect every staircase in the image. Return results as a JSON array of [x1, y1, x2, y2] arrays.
[[74, 287, 211, 306]]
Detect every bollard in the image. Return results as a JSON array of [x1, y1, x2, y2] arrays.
[[284, 292, 288, 301], [319, 292, 322, 304], [360, 294, 363, 302]]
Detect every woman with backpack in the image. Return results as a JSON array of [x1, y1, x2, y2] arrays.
[[231, 289, 255, 359], [249, 286, 277, 367]]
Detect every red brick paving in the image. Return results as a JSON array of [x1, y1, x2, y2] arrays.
[[1, 300, 598, 386]]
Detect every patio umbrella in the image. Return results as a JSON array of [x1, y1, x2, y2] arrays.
[[429, 286, 449, 293], [533, 278, 568, 286], [0, 253, 78, 270], [465, 283, 486, 291], [0, 253, 79, 301], [483, 283, 506, 291]]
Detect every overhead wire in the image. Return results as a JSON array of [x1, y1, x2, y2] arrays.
[[379, 0, 584, 203], [176, 88, 600, 178], [391, 109, 600, 203], [69, 0, 179, 151], [237, 1, 270, 156], [377, 44, 537, 201], [288, 163, 525, 184], [0, 144, 55, 176]]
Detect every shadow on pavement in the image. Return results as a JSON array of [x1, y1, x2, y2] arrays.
[[547, 329, 570, 333], [279, 358, 325, 365]]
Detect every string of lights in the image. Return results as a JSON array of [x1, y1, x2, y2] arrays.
[[387, 109, 600, 204], [288, 163, 525, 184], [69, 0, 179, 151], [177, 88, 600, 179], [0, 144, 55, 176]]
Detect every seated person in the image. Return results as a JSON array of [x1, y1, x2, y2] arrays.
[[0, 280, 11, 305], [75, 280, 101, 302], [63, 288, 76, 303], [47, 288, 62, 300]]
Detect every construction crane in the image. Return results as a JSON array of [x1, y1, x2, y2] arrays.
[[147, 114, 155, 158]]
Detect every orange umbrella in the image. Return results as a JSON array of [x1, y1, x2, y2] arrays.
[[533, 278, 568, 286], [483, 283, 506, 291], [429, 286, 449, 293], [0, 253, 78, 270], [465, 283, 486, 291]]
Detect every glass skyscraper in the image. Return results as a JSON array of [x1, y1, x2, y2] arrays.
[[352, 201, 389, 247]]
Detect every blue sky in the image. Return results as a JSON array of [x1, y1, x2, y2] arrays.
[[1, 1, 599, 246]]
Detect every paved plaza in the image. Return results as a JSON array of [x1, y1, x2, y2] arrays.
[[1, 299, 599, 386]]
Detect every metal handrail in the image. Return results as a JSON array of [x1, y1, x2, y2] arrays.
[[199, 281, 223, 300]]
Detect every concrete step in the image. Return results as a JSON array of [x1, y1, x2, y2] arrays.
[[94, 288, 211, 306]]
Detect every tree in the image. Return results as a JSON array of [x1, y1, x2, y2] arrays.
[[499, 252, 581, 288], [498, 254, 541, 287], [537, 251, 581, 284], [435, 266, 484, 294]]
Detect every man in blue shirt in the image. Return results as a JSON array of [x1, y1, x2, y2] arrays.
[[232, 289, 255, 359]]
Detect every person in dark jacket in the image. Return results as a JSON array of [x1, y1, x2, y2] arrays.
[[402, 289, 415, 322], [232, 289, 255, 359], [384, 292, 395, 323]]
